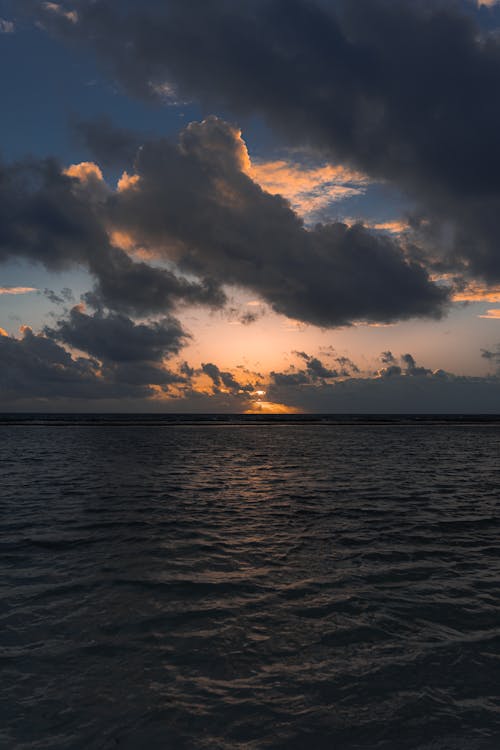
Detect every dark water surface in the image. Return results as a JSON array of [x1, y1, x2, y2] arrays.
[[2, 417, 500, 749]]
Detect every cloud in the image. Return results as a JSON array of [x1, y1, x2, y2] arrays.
[[42, 287, 74, 305], [106, 117, 449, 326], [401, 353, 432, 376], [452, 281, 500, 303], [481, 345, 500, 362], [0, 315, 188, 406], [0, 326, 146, 401], [248, 158, 368, 218], [1, 114, 446, 327], [267, 371, 500, 414], [42, 2, 77, 24], [478, 308, 500, 318], [73, 117, 141, 169], [26, 0, 500, 287], [380, 351, 396, 365], [0, 287, 37, 295], [2, 326, 499, 411], [271, 370, 310, 386], [0, 18, 15, 33], [201, 362, 254, 393], [0, 155, 225, 315], [295, 351, 339, 379], [46, 305, 188, 362], [268, 351, 500, 413], [273, 351, 436, 388]]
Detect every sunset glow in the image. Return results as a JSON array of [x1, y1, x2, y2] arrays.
[[0, 0, 499, 413]]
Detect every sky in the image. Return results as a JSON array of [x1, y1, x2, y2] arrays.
[[1, 0, 500, 412]]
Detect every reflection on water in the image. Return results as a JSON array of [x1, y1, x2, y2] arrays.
[[1, 422, 500, 748]]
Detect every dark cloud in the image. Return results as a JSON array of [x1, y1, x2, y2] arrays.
[[0, 326, 146, 401], [239, 311, 260, 326], [334, 355, 360, 375], [73, 116, 141, 169], [46, 305, 188, 362], [271, 371, 311, 387], [379, 364, 403, 378], [42, 287, 75, 305], [0, 122, 446, 327], [481, 345, 500, 365], [201, 362, 254, 393], [0, 314, 187, 404], [267, 372, 500, 414], [0, 155, 225, 315], [378, 352, 432, 377], [27, 0, 500, 284], [179, 361, 195, 378], [401, 353, 432, 376], [0, 157, 106, 269], [106, 117, 448, 326], [272, 350, 360, 386], [380, 351, 396, 365], [267, 352, 500, 413], [275, 351, 435, 388], [295, 351, 338, 379]]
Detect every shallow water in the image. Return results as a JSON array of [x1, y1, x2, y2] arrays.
[[2, 420, 500, 748]]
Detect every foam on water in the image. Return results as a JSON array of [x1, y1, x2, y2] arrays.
[[1, 420, 500, 748]]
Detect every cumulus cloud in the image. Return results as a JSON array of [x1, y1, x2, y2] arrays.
[[201, 362, 254, 394], [0, 117, 447, 328], [295, 351, 339, 380], [0, 326, 145, 402], [106, 117, 448, 326], [0, 315, 188, 406], [46, 305, 188, 362], [25, 0, 500, 286], [0, 155, 225, 315]]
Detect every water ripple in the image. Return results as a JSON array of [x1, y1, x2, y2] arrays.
[[1, 422, 500, 748]]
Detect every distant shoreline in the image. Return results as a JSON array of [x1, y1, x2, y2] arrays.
[[1, 413, 499, 427]]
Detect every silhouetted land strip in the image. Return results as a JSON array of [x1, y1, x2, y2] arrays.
[[0, 413, 499, 427]]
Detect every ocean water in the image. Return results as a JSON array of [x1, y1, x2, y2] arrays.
[[2, 416, 500, 749]]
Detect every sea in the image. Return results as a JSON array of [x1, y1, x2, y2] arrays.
[[1, 414, 500, 749]]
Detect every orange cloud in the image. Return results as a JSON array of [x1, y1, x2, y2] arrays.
[[0, 327, 8, 337], [117, 172, 141, 192], [248, 159, 368, 216], [64, 162, 103, 182], [370, 220, 409, 234], [452, 283, 500, 303], [0, 287, 37, 295], [109, 230, 136, 251], [341, 218, 408, 234], [479, 309, 500, 319]]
